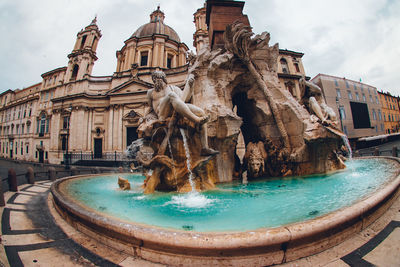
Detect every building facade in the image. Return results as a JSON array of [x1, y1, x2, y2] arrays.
[[312, 74, 385, 140], [1, 4, 307, 164], [378, 91, 400, 134]]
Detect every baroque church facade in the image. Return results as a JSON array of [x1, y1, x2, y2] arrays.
[[0, 3, 306, 164]]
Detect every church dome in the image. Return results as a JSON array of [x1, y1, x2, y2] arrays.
[[131, 6, 181, 43]]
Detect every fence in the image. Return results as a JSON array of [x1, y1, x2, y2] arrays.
[[354, 146, 398, 157], [0, 162, 130, 206], [66, 151, 127, 164]]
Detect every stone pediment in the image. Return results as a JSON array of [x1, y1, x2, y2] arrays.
[[108, 78, 152, 96], [123, 109, 142, 123]]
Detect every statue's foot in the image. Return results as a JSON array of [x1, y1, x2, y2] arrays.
[[201, 147, 219, 156], [199, 115, 210, 126]]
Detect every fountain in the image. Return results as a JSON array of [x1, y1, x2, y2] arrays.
[[50, 4, 400, 266]]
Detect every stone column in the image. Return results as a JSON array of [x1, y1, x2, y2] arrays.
[[118, 107, 123, 150], [108, 106, 114, 151], [87, 108, 92, 151]]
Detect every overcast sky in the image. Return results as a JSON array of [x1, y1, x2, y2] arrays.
[[1, 0, 399, 96]]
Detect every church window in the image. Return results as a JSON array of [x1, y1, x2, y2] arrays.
[[92, 36, 97, 48], [294, 63, 300, 72], [167, 54, 173, 69], [63, 116, 70, 129], [71, 64, 79, 80], [280, 58, 289, 74], [140, 51, 149, 66], [80, 35, 87, 49]]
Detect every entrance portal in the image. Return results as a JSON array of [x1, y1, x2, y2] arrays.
[[126, 127, 138, 148], [94, 138, 102, 159]]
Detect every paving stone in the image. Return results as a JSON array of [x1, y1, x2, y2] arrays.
[[18, 247, 89, 267], [9, 210, 35, 230], [2, 233, 52, 246], [119, 256, 166, 267], [363, 228, 400, 267]]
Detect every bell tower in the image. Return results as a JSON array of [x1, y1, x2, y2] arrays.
[[65, 17, 102, 82]]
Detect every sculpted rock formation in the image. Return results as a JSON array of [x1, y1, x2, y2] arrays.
[[134, 22, 346, 192]]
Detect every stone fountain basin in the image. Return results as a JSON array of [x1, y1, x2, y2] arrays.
[[50, 157, 400, 266]]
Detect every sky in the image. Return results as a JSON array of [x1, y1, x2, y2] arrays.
[[0, 0, 399, 95]]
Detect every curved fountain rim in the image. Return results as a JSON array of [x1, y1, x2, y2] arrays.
[[50, 156, 400, 250]]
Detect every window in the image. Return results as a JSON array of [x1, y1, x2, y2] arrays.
[[375, 96, 379, 104], [347, 91, 353, 100], [26, 144, 29, 154], [381, 124, 384, 131], [167, 54, 173, 69], [140, 51, 149, 66], [369, 95, 373, 103], [21, 142, 23, 155], [353, 84, 357, 90], [378, 110, 382, 120], [39, 114, 46, 136], [345, 80, 349, 88], [362, 94, 366, 102], [63, 116, 70, 129], [294, 63, 300, 72], [280, 58, 289, 74], [21, 124, 24, 134], [71, 64, 79, 80], [80, 35, 87, 49], [355, 92, 360, 101], [336, 89, 341, 98], [372, 109, 377, 120], [339, 106, 346, 119], [334, 80, 339, 86]]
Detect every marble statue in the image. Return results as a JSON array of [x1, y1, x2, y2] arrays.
[[145, 70, 218, 156], [118, 176, 131, 190], [299, 77, 339, 128]]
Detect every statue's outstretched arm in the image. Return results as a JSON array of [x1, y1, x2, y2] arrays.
[[181, 73, 195, 102]]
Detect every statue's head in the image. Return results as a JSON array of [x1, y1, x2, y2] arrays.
[[247, 143, 265, 178], [151, 70, 167, 85]]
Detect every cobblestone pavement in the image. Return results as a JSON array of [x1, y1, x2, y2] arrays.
[[0, 181, 400, 266]]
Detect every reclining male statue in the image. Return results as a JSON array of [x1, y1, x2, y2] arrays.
[[141, 70, 218, 156]]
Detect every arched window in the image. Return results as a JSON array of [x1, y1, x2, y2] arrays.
[[71, 64, 79, 80], [80, 35, 87, 49], [294, 63, 300, 72], [280, 58, 289, 74]]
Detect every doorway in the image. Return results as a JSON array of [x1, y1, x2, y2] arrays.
[[38, 151, 44, 163], [94, 138, 102, 159], [126, 127, 138, 148]]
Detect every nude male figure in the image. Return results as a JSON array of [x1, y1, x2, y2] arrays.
[[146, 70, 218, 156], [299, 77, 338, 127]]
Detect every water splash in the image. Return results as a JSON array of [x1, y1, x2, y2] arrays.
[[125, 138, 144, 159], [341, 135, 353, 159], [166, 193, 215, 209], [167, 138, 178, 187], [180, 128, 196, 192]]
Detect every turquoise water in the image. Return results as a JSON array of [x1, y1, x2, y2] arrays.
[[66, 158, 398, 232]]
